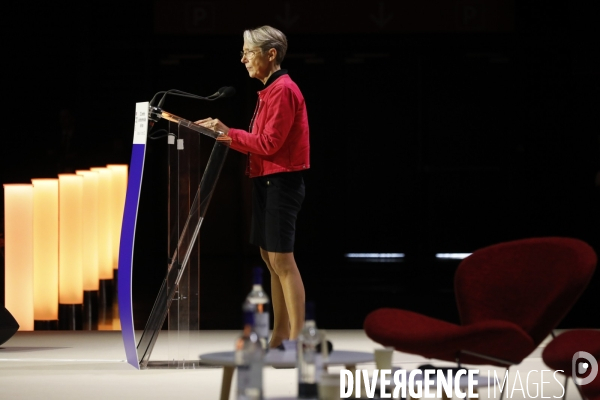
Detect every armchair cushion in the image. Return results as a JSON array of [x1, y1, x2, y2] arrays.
[[364, 308, 535, 366]]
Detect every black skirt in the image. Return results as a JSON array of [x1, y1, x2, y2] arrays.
[[250, 171, 305, 253]]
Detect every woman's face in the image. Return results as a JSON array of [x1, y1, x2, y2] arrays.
[[241, 41, 273, 83]]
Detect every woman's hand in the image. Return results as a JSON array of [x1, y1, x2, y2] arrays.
[[193, 117, 230, 135]]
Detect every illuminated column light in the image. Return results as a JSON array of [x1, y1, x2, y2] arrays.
[[107, 164, 127, 331], [3, 184, 34, 331], [58, 174, 83, 305], [107, 164, 128, 272], [31, 179, 59, 324], [75, 171, 99, 291], [435, 253, 472, 259], [91, 167, 113, 280]]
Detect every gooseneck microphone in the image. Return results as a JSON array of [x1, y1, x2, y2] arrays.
[[147, 86, 236, 139], [152, 86, 236, 109]]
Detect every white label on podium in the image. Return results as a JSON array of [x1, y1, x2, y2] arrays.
[[133, 102, 149, 144]]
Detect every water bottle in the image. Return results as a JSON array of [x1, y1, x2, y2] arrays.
[[243, 267, 270, 349], [297, 301, 324, 399], [235, 310, 264, 400]]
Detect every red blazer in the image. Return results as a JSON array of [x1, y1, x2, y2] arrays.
[[228, 74, 310, 178]]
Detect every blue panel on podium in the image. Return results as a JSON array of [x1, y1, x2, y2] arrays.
[[118, 102, 149, 369]]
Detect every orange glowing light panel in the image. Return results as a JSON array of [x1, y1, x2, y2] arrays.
[[91, 167, 113, 280], [76, 170, 100, 291], [31, 179, 59, 321], [107, 164, 128, 271], [3, 184, 34, 330], [58, 174, 83, 304]]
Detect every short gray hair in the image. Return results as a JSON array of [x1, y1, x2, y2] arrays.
[[243, 26, 287, 65]]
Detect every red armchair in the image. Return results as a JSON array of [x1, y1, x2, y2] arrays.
[[543, 330, 600, 400], [364, 237, 597, 369]]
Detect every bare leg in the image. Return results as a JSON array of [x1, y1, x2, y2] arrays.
[[260, 248, 290, 347], [266, 250, 305, 341]]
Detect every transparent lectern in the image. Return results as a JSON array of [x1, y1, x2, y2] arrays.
[[118, 103, 230, 370]]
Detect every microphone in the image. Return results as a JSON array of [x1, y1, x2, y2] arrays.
[[200, 86, 236, 100], [154, 86, 236, 108], [215, 86, 236, 99], [151, 89, 198, 107]]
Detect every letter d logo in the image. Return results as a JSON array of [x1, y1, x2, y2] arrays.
[[572, 351, 598, 386]]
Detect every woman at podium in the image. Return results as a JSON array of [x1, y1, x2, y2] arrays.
[[195, 25, 310, 349]]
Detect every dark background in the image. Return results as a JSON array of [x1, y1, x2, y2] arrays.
[[2, 1, 599, 330]]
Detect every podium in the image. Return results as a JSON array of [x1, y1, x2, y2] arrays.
[[118, 102, 230, 369]]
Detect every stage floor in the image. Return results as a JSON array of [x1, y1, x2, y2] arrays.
[[0, 329, 586, 400]]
